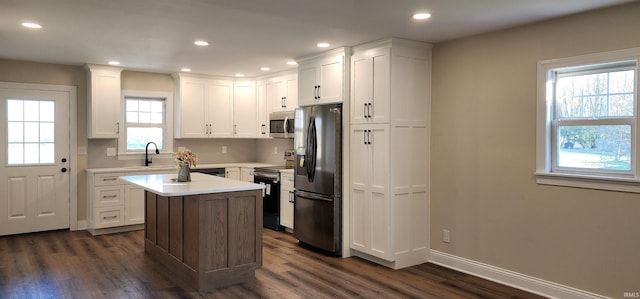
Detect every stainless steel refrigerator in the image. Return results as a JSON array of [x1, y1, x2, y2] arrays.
[[293, 103, 342, 255]]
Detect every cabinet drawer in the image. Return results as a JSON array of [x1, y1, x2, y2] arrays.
[[93, 206, 125, 228], [93, 172, 125, 186], [94, 186, 124, 207]]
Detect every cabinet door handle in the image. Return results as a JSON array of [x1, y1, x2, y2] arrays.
[[363, 103, 368, 118], [317, 85, 321, 100], [367, 103, 372, 118], [102, 195, 118, 198], [367, 129, 372, 145], [103, 215, 118, 220], [363, 130, 367, 144], [283, 96, 287, 108], [116, 122, 120, 134], [102, 178, 118, 181], [289, 190, 295, 203], [234, 124, 237, 135], [261, 124, 266, 134]]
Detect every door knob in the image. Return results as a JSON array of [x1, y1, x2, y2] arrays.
[[61, 168, 67, 173]]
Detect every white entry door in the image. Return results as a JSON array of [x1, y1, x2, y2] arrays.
[[0, 86, 70, 236]]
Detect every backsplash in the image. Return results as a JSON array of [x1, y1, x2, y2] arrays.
[[87, 138, 294, 169]]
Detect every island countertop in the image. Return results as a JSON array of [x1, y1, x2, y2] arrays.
[[119, 172, 265, 197]]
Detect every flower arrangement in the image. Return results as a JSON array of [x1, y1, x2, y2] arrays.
[[174, 148, 198, 167]]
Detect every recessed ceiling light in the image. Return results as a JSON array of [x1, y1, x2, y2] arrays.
[[22, 22, 42, 29], [317, 42, 330, 48], [194, 40, 209, 46], [108, 60, 120, 66], [181, 68, 191, 72], [260, 67, 271, 71], [286, 61, 297, 66], [412, 13, 432, 20], [235, 73, 245, 77]]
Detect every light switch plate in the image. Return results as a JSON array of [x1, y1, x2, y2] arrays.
[[222, 146, 227, 154], [77, 146, 87, 155]]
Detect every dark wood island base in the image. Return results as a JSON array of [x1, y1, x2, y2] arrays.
[[144, 189, 263, 291]]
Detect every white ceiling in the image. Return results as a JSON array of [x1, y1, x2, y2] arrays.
[[0, 0, 634, 77]]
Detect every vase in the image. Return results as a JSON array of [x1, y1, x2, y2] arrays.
[[177, 163, 191, 182]]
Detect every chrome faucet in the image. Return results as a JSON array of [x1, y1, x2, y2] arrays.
[[145, 142, 160, 166]]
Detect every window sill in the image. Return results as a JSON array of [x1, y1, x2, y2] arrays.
[[535, 172, 640, 193]]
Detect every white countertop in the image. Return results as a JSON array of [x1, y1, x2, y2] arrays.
[[87, 162, 280, 173], [119, 173, 265, 197]]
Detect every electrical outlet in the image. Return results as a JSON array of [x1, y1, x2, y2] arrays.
[[77, 146, 87, 155], [443, 229, 451, 243], [222, 146, 227, 154], [106, 147, 116, 157], [178, 146, 186, 151], [274, 146, 278, 154]]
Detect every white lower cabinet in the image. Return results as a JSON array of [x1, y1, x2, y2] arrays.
[[225, 167, 240, 180], [240, 167, 254, 182], [87, 169, 174, 235], [280, 172, 295, 230], [124, 184, 145, 225]]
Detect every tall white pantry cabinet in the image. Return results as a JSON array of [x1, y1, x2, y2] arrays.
[[349, 38, 431, 269]]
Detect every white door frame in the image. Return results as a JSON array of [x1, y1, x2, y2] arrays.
[[0, 81, 78, 230]]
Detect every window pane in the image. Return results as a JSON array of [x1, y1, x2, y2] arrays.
[[24, 143, 40, 164], [126, 111, 138, 123], [24, 122, 39, 142], [24, 101, 39, 121], [151, 112, 163, 124], [558, 125, 631, 171], [8, 144, 24, 164], [138, 101, 151, 112], [8, 122, 23, 142], [7, 100, 23, 121], [151, 101, 163, 113], [40, 143, 54, 164], [139, 112, 151, 123], [556, 69, 635, 119], [40, 122, 54, 142], [126, 127, 163, 150], [126, 100, 138, 111], [40, 101, 54, 122]]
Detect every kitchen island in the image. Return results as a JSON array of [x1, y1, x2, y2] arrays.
[[119, 173, 264, 291]]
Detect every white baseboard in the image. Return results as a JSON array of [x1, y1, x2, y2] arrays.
[[75, 220, 87, 231], [429, 250, 608, 299]]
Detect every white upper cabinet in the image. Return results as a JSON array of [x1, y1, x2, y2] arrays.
[[85, 64, 123, 139], [207, 79, 234, 138], [256, 81, 268, 137], [174, 74, 234, 138], [297, 47, 350, 107], [267, 73, 298, 112], [351, 48, 390, 124], [233, 81, 258, 137]]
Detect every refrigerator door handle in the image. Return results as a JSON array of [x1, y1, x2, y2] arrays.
[[295, 190, 335, 202]]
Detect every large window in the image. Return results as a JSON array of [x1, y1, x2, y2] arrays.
[[117, 90, 173, 157], [125, 97, 165, 150], [537, 48, 640, 192]]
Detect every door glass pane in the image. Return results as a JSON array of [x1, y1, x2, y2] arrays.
[[6, 99, 56, 165], [40, 143, 55, 163], [24, 143, 40, 164], [24, 122, 39, 142], [40, 101, 54, 122], [40, 123, 54, 142], [7, 122, 23, 142], [24, 100, 39, 121], [7, 100, 23, 121], [8, 144, 24, 164], [558, 125, 631, 170]]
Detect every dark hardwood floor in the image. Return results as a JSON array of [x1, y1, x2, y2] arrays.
[[0, 228, 547, 298]]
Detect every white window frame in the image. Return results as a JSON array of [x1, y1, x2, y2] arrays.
[[117, 90, 173, 160], [536, 48, 640, 193]]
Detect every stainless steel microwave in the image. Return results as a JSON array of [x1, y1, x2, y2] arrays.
[[269, 111, 294, 138]]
